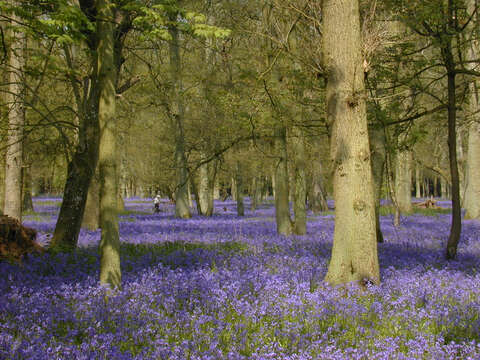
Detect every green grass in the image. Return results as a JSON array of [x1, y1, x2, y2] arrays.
[[379, 205, 451, 217]]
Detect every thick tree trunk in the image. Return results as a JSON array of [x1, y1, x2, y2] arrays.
[[274, 123, 293, 235], [170, 24, 191, 219], [292, 126, 307, 235], [98, 0, 121, 289], [465, 120, 480, 219], [465, 0, 480, 220], [3, 15, 25, 221], [323, 0, 379, 285], [235, 161, 244, 216], [369, 124, 386, 243], [394, 148, 413, 213]]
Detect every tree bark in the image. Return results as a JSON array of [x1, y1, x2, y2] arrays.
[[3, 12, 25, 221], [231, 176, 237, 201], [235, 161, 244, 216], [394, 147, 413, 213], [323, 0, 379, 285], [310, 138, 328, 214], [274, 123, 293, 235], [169, 22, 191, 219], [82, 169, 100, 230], [22, 167, 33, 213], [198, 157, 214, 216], [464, 0, 480, 220], [442, 25, 462, 260], [415, 163, 421, 198], [98, 0, 121, 289], [292, 125, 307, 235], [369, 123, 386, 243]]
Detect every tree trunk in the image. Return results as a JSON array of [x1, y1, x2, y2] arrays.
[[310, 139, 328, 214], [443, 34, 462, 260], [213, 178, 220, 200], [22, 167, 34, 213], [292, 125, 307, 235], [464, 0, 480, 219], [3, 12, 25, 221], [98, 0, 121, 289], [231, 176, 237, 201], [274, 123, 293, 235], [170, 23, 191, 219], [50, 71, 100, 252], [198, 156, 215, 216], [394, 148, 413, 213], [369, 123, 386, 243], [271, 173, 276, 199], [323, 0, 379, 285], [415, 164, 421, 198], [250, 177, 258, 210], [235, 161, 244, 216], [82, 169, 100, 230]]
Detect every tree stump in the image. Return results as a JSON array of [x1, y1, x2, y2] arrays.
[[0, 215, 43, 262]]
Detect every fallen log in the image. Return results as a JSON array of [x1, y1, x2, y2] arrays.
[[414, 199, 439, 209]]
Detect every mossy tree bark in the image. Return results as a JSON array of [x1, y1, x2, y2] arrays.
[[3, 11, 25, 221], [415, 163, 421, 198], [98, 0, 121, 289], [198, 157, 215, 216], [323, 0, 380, 285], [82, 169, 100, 230]]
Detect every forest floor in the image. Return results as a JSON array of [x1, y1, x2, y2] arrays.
[[1, 197, 480, 359]]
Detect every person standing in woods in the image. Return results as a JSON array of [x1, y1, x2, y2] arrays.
[[153, 194, 161, 213]]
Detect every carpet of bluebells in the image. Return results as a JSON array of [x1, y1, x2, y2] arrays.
[[1, 196, 480, 360]]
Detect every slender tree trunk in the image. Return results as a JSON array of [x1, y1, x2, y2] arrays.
[[443, 34, 462, 260], [274, 123, 293, 235], [169, 23, 191, 219], [22, 167, 33, 212], [82, 169, 100, 230], [198, 158, 215, 216], [231, 176, 237, 201], [292, 125, 307, 235], [310, 139, 328, 214], [271, 173, 276, 199], [50, 69, 100, 252], [235, 161, 244, 216], [98, 0, 121, 289], [3, 13, 25, 221], [369, 124, 386, 243], [323, 0, 379, 285], [415, 164, 421, 198], [394, 148, 413, 213], [213, 178, 220, 200], [251, 177, 258, 210]]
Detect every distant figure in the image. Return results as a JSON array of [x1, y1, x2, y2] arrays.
[[153, 194, 161, 213]]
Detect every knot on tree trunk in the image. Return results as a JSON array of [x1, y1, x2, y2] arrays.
[[0, 215, 43, 262]]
